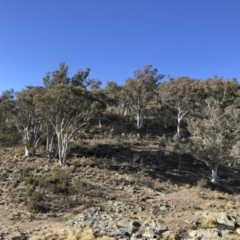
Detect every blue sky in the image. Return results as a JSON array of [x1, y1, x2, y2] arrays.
[[1, 0, 240, 93]]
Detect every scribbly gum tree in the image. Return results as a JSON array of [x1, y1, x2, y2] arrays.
[[121, 65, 164, 129], [36, 84, 92, 167], [188, 79, 240, 183], [36, 63, 94, 167], [158, 77, 201, 138], [11, 87, 44, 156]]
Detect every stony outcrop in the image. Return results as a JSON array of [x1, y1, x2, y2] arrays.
[[65, 206, 168, 239], [66, 207, 138, 238], [196, 211, 236, 229], [189, 228, 232, 240]]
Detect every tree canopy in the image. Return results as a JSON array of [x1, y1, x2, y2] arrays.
[[1, 63, 240, 182]]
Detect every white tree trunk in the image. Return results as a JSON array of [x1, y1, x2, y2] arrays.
[[211, 162, 218, 183], [98, 115, 102, 128], [177, 110, 188, 138], [137, 106, 144, 129], [23, 126, 40, 157], [24, 145, 30, 157], [61, 150, 68, 167], [53, 115, 86, 167], [177, 115, 182, 138], [56, 132, 63, 166], [123, 103, 130, 116], [56, 131, 69, 168], [46, 130, 57, 157]]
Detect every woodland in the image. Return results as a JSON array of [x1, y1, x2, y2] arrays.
[[1, 63, 240, 183], [1, 63, 240, 239]]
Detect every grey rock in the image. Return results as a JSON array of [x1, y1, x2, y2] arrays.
[[65, 207, 141, 239], [66, 207, 168, 240], [160, 206, 168, 212], [196, 211, 236, 229], [107, 200, 135, 214], [138, 206, 145, 211], [142, 219, 168, 239], [189, 228, 231, 240]]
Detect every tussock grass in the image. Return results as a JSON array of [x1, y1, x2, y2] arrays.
[[213, 192, 224, 200], [162, 231, 178, 240], [15, 145, 25, 156], [37, 145, 46, 155], [29, 227, 114, 240], [226, 200, 235, 209], [196, 178, 207, 192], [227, 234, 240, 240], [200, 215, 218, 228]]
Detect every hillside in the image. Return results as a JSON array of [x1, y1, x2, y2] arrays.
[[0, 136, 240, 240]]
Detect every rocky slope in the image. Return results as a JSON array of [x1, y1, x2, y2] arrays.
[[0, 141, 240, 239]]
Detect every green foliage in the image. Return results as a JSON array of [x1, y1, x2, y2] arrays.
[[27, 190, 45, 212], [72, 181, 89, 195], [37, 169, 69, 194], [24, 176, 35, 185], [0, 126, 21, 147], [1, 64, 240, 172]]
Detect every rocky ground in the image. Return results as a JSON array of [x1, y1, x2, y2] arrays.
[[0, 139, 240, 240]]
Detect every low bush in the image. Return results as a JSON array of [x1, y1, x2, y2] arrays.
[[27, 190, 45, 212]]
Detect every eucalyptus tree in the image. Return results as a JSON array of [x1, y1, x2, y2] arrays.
[[37, 63, 95, 167], [0, 89, 19, 146], [36, 84, 92, 167], [43, 62, 70, 87], [0, 89, 15, 124], [122, 65, 164, 129], [188, 78, 240, 183], [158, 77, 201, 138], [89, 87, 106, 128], [10, 87, 44, 156], [104, 81, 122, 114]]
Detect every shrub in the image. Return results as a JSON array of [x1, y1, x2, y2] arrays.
[[27, 190, 45, 212], [38, 173, 68, 194], [24, 176, 36, 185]]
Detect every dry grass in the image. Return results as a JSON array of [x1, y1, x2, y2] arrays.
[[196, 178, 207, 197], [15, 145, 25, 156], [236, 216, 240, 226], [0, 143, 240, 239], [227, 234, 240, 240], [226, 200, 235, 209], [201, 215, 218, 228], [29, 228, 114, 240], [37, 145, 46, 154], [213, 192, 224, 200], [162, 231, 178, 240], [224, 193, 229, 198]]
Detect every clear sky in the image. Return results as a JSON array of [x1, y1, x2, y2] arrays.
[[0, 0, 240, 93]]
